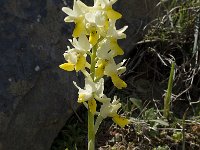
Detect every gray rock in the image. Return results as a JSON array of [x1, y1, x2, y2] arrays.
[[0, 0, 160, 150]]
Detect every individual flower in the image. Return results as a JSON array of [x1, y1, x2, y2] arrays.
[[85, 10, 109, 41], [59, 49, 87, 71], [94, 0, 122, 20], [59, 35, 90, 71], [73, 77, 104, 103], [95, 48, 127, 89], [106, 21, 128, 56], [99, 96, 129, 128], [62, 0, 87, 37], [104, 59, 127, 89]]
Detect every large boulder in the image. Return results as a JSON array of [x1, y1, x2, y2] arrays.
[[0, 0, 159, 149]]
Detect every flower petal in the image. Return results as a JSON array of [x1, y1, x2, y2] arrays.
[[106, 9, 122, 20], [89, 30, 99, 46], [88, 99, 97, 114], [59, 63, 74, 71], [64, 16, 75, 22], [73, 0, 82, 15], [110, 39, 124, 56], [112, 115, 129, 128], [73, 20, 85, 37], [111, 74, 127, 89], [75, 54, 86, 71], [78, 34, 91, 51], [95, 60, 107, 78], [62, 7, 75, 16], [96, 64, 105, 79]]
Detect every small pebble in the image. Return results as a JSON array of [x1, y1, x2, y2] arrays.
[[35, 65, 40, 71]]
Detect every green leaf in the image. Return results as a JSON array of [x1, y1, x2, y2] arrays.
[[130, 98, 142, 110], [144, 108, 157, 120]]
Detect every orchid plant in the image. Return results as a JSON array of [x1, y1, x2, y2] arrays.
[[59, 0, 129, 149]]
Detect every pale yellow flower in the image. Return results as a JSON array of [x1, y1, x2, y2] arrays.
[[95, 52, 127, 89], [62, 0, 87, 37], [94, 0, 122, 20], [107, 21, 128, 56], [73, 78, 104, 103], [99, 96, 129, 127], [59, 50, 87, 72], [59, 35, 91, 71]]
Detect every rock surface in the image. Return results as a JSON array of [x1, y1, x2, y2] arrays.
[[0, 0, 159, 150]]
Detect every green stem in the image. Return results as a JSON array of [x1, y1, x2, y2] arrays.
[[88, 44, 98, 150], [164, 61, 175, 119], [90, 44, 97, 80], [88, 111, 95, 150]]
